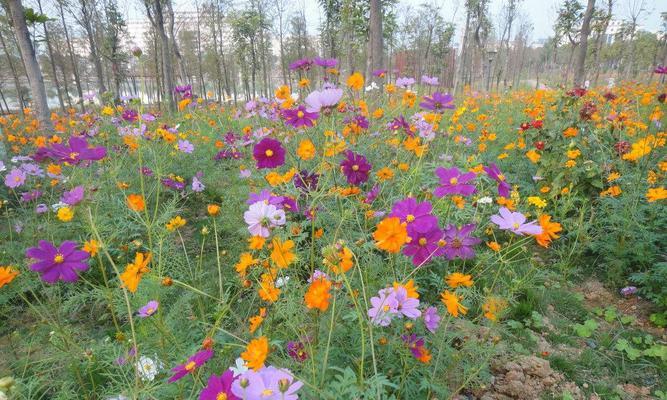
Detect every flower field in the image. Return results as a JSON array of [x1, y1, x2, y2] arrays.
[[0, 75, 666, 399]]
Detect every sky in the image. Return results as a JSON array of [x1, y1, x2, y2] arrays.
[[123, 0, 666, 43]]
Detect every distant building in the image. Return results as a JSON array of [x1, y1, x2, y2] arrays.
[[530, 38, 549, 49]]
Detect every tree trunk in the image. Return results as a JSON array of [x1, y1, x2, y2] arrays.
[[573, 0, 596, 88], [37, 0, 65, 112], [79, 0, 106, 95], [195, 0, 206, 98], [366, 0, 383, 79], [0, 29, 25, 113], [58, 1, 84, 111], [8, 0, 52, 129], [152, 0, 175, 111], [165, 0, 187, 84]]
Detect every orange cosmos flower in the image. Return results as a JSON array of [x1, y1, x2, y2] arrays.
[[126, 194, 145, 212], [258, 273, 280, 303], [440, 290, 468, 317], [82, 239, 99, 256], [207, 204, 220, 216], [373, 217, 408, 253], [393, 279, 419, 298], [249, 307, 267, 333], [646, 187, 667, 202], [120, 252, 152, 293], [534, 215, 562, 247], [347, 72, 364, 91], [235, 253, 259, 277], [241, 336, 269, 371], [0, 266, 19, 289], [445, 272, 473, 288], [296, 139, 316, 160], [304, 277, 332, 312]]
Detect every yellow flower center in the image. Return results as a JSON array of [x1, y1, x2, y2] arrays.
[[512, 223, 520, 229], [449, 177, 458, 185], [146, 308, 155, 315], [406, 214, 415, 222], [352, 164, 359, 171], [418, 238, 428, 246], [497, 174, 505, 181], [69, 152, 79, 159], [265, 149, 274, 157], [297, 111, 304, 118], [184, 361, 197, 371], [383, 305, 390, 312], [437, 239, 446, 247], [53, 253, 64, 264], [261, 389, 274, 396], [216, 393, 228, 400]]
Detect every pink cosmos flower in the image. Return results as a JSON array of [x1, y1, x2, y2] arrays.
[[491, 207, 543, 235], [243, 201, 286, 238]]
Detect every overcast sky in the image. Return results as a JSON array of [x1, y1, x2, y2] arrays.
[[123, 0, 665, 43]]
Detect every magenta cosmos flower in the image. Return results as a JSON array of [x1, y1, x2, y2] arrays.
[[232, 366, 303, 400], [137, 300, 159, 318], [25, 240, 90, 283], [61, 185, 85, 205], [390, 197, 438, 233], [491, 207, 543, 235], [419, 92, 454, 112], [403, 225, 444, 266], [282, 105, 318, 128], [253, 138, 286, 169], [34, 136, 106, 165], [433, 167, 477, 197], [169, 349, 214, 383], [200, 370, 240, 400], [340, 150, 372, 185], [483, 163, 511, 198], [654, 65, 667, 74], [441, 224, 481, 260]]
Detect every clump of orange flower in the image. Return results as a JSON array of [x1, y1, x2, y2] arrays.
[[323, 243, 354, 274], [347, 72, 364, 91], [373, 217, 408, 253], [126, 194, 145, 212], [207, 204, 220, 216], [241, 336, 269, 371], [258, 273, 280, 303], [166, 216, 186, 231], [304, 277, 332, 312], [270, 238, 295, 268], [249, 308, 267, 333], [0, 266, 19, 289], [297, 139, 316, 160], [482, 297, 508, 321], [83, 239, 99, 256], [235, 253, 259, 277], [120, 252, 151, 293], [646, 187, 667, 202]]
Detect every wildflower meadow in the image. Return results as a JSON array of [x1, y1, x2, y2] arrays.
[[1, 0, 667, 398]]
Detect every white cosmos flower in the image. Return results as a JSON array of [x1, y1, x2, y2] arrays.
[[137, 356, 160, 381], [276, 276, 290, 288], [477, 196, 493, 205], [230, 357, 248, 377]]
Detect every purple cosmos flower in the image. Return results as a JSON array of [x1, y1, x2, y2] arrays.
[[289, 58, 312, 71], [168, 349, 214, 383], [36, 204, 48, 214], [620, 286, 638, 297], [304, 88, 343, 113], [654, 65, 667, 74], [434, 167, 477, 197], [390, 286, 421, 319], [141, 113, 156, 122], [403, 225, 444, 266], [21, 189, 42, 203], [161, 177, 186, 191], [5, 168, 26, 188], [232, 366, 303, 400], [308, 269, 329, 283], [61, 186, 85, 205], [421, 75, 439, 86], [294, 170, 319, 193], [368, 288, 397, 326], [25, 240, 90, 283], [396, 77, 416, 88], [34, 136, 106, 165], [243, 201, 286, 237], [282, 105, 319, 128], [441, 224, 481, 260], [178, 140, 194, 154], [388, 115, 412, 136], [20, 163, 44, 177], [287, 341, 308, 362], [200, 370, 240, 400], [340, 150, 372, 185], [373, 69, 387, 77], [491, 207, 543, 235], [253, 138, 286, 169], [247, 189, 283, 206], [419, 92, 454, 112], [363, 184, 380, 204], [423, 306, 440, 333], [122, 109, 139, 122], [390, 197, 438, 233], [137, 300, 159, 318], [401, 334, 428, 359], [313, 57, 338, 68], [192, 176, 205, 192], [140, 167, 154, 176], [483, 163, 511, 198]]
